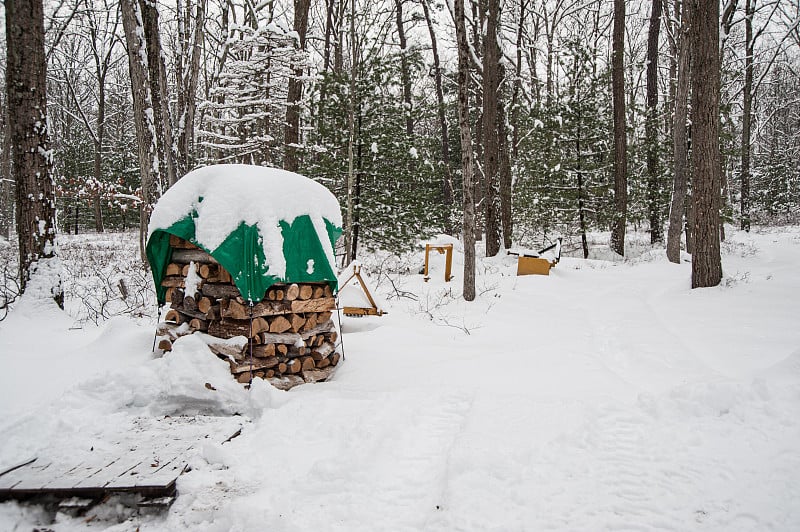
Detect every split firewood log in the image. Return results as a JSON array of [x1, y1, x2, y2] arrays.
[[302, 313, 318, 331], [299, 285, 314, 300], [201, 283, 241, 299], [198, 264, 214, 279], [205, 305, 221, 321], [302, 366, 336, 383], [229, 356, 279, 374], [261, 332, 302, 345], [285, 359, 302, 374], [312, 342, 335, 359], [161, 276, 186, 288], [189, 318, 208, 332], [269, 315, 292, 333], [224, 298, 289, 320], [166, 263, 183, 276], [287, 345, 307, 358], [208, 319, 264, 339], [165, 309, 184, 323], [286, 283, 300, 301], [197, 296, 214, 312], [290, 298, 335, 313], [176, 307, 208, 321], [183, 295, 198, 311], [253, 344, 276, 357], [171, 289, 185, 307], [289, 313, 305, 333], [171, 248, 218, 265]]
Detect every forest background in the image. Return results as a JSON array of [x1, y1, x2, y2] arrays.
[[0, 0, 799, 298]]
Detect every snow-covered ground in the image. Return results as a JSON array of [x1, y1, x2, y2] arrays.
[[1, 227, 799, 531]]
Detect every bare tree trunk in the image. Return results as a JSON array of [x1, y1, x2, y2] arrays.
[[176, 0, 205, 178], [740, 0, 754, 232], [140, 0, 176, 187], [511, 0, 527, 159], [483, 0, 501, 257], [5, 0, 62, 305], [667, 0, 691, 264], [284, 0, 312, 172], [421, 0, 453, 233], [576, 97, 589, 259], [121, 0, 162, 261], [395, 0, 413, 136], [455, 0, 475, 301], [610, 0, 628, 256], [646, 0, 664, 243], [92, 80, 106, 233], [344, 0, 357, 264], [498, 77, 512, 250], [334, 0, 346, 73], [690, 0, 722, 288], [323, 0, 335, 72], [1, 106, 13, 240]]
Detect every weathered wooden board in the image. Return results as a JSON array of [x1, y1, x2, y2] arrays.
[[0, 415, 242, 501]]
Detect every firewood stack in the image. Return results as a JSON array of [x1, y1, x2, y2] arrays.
[[157, 235, 341, 390]]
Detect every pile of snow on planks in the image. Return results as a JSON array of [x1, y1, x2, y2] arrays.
[[157, 235, 340, 390]]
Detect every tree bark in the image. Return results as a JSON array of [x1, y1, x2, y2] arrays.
[[610, 0, 628, 256], [498, 61, 512, 249], [284, 0, 312, 172], [140, 0, 176, 187], [667, 0, 691, 264], [395, 0, 414, 137], [176, 0, 205, 178], [323, 0, 335, 72], [455, 0, 475, 301], [646, 0, 664, 243], [121, 0, 162, 261], [690, 0, 723, 288], [740, 0, 754, 232], [5, 0, 62, 305], [421, 0, 453, 234], [0, 106, 12, 240], [483, 0, 501, 257], [92, 79, 106, 233], [344, 0, 357, 264]]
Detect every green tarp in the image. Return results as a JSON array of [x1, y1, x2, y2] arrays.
[[147, 214, 342, 305]]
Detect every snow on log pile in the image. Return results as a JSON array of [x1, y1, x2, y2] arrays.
[[157, 235, 340, 390]]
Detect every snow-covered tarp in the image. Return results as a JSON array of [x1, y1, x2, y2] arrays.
[[146, 165, 342, 303]]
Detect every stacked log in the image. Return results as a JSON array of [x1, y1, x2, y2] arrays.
[[157, 235, 340, 389]]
